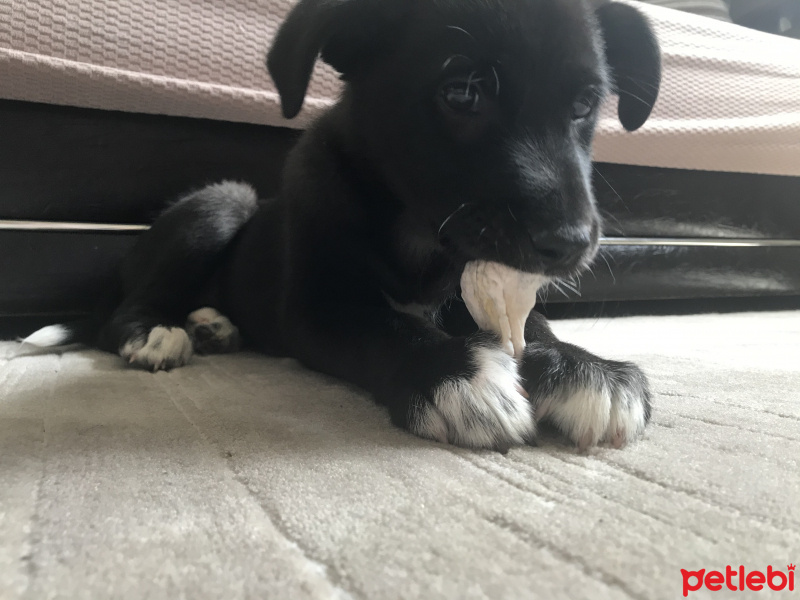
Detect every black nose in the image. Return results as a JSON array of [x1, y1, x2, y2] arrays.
[[530, 228, 593, 266]]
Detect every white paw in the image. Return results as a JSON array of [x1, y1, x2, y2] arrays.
[[412, 346, 534, 451], [534, 361, 650, 449], [120, 326, 193, 372], [185, 308, 241, 354]]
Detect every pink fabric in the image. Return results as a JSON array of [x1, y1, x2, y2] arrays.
[[0, 0, 335, 129], [594, 2, 800, 177], [2, 0, 799, 176]]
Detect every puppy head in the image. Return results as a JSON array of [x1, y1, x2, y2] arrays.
[[268, 0, 661, 278]]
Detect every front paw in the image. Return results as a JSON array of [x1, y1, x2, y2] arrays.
[[185, 307, 241, 355], [522, 344, 651, 450], [120, 326, 194, 372], [404, 340, 535, 451]]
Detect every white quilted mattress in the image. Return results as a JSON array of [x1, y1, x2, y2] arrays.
[[1, 0, 799, 176]]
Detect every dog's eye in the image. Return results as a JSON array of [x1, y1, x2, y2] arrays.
[[572, 92, 597, 120], [441, 80, 481, 114]]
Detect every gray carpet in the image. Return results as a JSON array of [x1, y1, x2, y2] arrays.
[[1, 311, 798, 600]]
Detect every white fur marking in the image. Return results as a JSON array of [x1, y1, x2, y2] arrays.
[[414, 346, 534, 449], [19, 324, 71, 347], [605, 382, 648, 448], [535, 370, 648, 449], [187, 307, 221, 325], [538, 383, 612, 449], [120, 326, 193, 371], [185, 307, 240, 353]]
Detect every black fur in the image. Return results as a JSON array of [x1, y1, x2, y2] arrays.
[[31, 0, 661, 450]]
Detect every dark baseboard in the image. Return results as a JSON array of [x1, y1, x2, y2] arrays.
[[564, 243, 800, 302], [538, 295, 800, 320], [2, 228, 799, 318], [592, 163, 800, 240], [0, 230, 135, 316]]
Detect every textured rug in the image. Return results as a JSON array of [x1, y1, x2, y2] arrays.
[[1, 311, 798, 600]]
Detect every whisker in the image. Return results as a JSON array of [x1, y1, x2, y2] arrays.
[[441, 54, 471, 71], [593, 165, 631, 209], [465, 71, 487, 95], [599, 251, 617, 285], [593, 165, 632, 231], [616, 88, 652, 109], [561, 279, 581, 296], [585, 263, 598, 281], [548, 276, 581, 298], [599, 208, 624, 233], [548, 280, 571, 299], [592, 165, 622, 204], [438, 203, 471, 239], [446, 25, 477, 41], [491, 65, 500, 96], [620, 74, 660, 92], [539, 285, 550, 303]]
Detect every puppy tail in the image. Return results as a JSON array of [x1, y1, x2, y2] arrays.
[[16, 319, 99, 355]]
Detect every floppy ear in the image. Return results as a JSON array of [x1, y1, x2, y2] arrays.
[[266, 0, 408, 119], [595, 2, 662, 131]]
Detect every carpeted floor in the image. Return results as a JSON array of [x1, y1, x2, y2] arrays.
[[1, 311, 798, 600]]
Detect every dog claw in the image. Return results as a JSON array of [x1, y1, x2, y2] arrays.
[[577, 429, 594, 452], [611, 431, 626, 449]]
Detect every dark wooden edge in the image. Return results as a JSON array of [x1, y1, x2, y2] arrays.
[[1, 229, 799, 319]]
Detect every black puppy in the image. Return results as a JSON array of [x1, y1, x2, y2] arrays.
[[33, 0, 661, 451]]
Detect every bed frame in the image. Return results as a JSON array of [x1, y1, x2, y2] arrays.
[[2, 99, 799, 320]]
